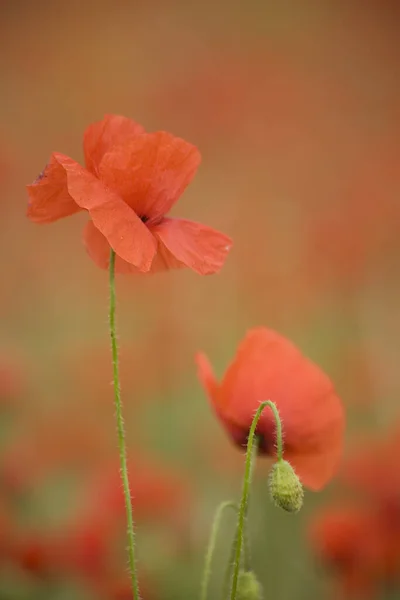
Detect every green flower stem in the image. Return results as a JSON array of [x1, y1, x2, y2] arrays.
[[230, 400, 283, 600], [109, 249, 140, 600], [200, 500, 238, 600]]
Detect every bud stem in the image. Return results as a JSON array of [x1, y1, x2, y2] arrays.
[[230, 400, 283, 600], [200, 500, 238, 600], [268, 400, 283, 461]]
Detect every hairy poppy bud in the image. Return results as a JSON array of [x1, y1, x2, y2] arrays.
[[269, 459, 304, 513], [237, 570, 263, 600]]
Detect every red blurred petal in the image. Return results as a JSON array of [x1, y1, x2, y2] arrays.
[[83, 114, 145, 176], [74, 458, 193, 538], [53, 153, 156, 271], [196, 352, 220, 402], [309, 503, 399, 597], [152, 218, 232, 275], [196, 352, 246, 446], [0, 357, 23, 403], [310, 505, 372, 564], [26, 154, 82, 223], [98, 132, 201, 223], [285, 446, 342, 491], [339, 427, 400, 510]]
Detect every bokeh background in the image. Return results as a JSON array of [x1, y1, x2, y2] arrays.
[[1, 1, 400, 598]]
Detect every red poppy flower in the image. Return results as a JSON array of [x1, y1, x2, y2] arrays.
[[196, 327, 344, 490], [26, 114, 232, 274], [310, 506, 375, 570]]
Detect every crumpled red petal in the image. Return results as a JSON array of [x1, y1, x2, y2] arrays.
[[196, 351, 251, 448], [98, 132, 201, 223], [53, 153, 156, 271], [26, 154, 82, 223], [151, 217, 233, 275], [83, 114, 145, 177], [83, 219, 186, 274]]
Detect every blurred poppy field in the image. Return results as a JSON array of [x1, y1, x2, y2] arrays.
[[1, 1, 400, 599]]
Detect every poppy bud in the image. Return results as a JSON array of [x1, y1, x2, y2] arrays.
[[269, 459, 304, 513], [237, 570, 263, 600]]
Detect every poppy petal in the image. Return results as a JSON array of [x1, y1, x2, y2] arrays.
[[220, 328, 344, 489], [54, 153, 156, 271], [98, 132, 201, 222], [196, 352, 246, 447], [83, 114, 145, 176], [285, 443, 343, 491], [26, 154, 82, 223], [148, 238, 187, 273], [83, 220, 185, 274], [196, 352, 220, 403], [83, 220, 109, 269], [83, 220, 152, 274], [151, 218, 232, 275]]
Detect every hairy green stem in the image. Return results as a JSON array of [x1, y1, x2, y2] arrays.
[[230, 400, 283, 600], [200, 500, 238, 600], [109, 248, 140, 600]]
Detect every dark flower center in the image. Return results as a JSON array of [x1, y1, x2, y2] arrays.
[[236, 432, 274, 456], [139, 215, 149, 224], [257, 434, 274, 455]]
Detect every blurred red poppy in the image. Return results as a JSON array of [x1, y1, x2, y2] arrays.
[[196, 327, 344, 490], [0, 355, 24, 405], [303, 131, 400, 293], [27, 114, 232, 275], [310, 503, 400, 599], [97, 573, 155, 600], [57, 456, 193, 579], [310, 506, 376, 570], [12, 536, 55, 578], [77, 457, 193, 528], [339, 426, 400, 518]]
